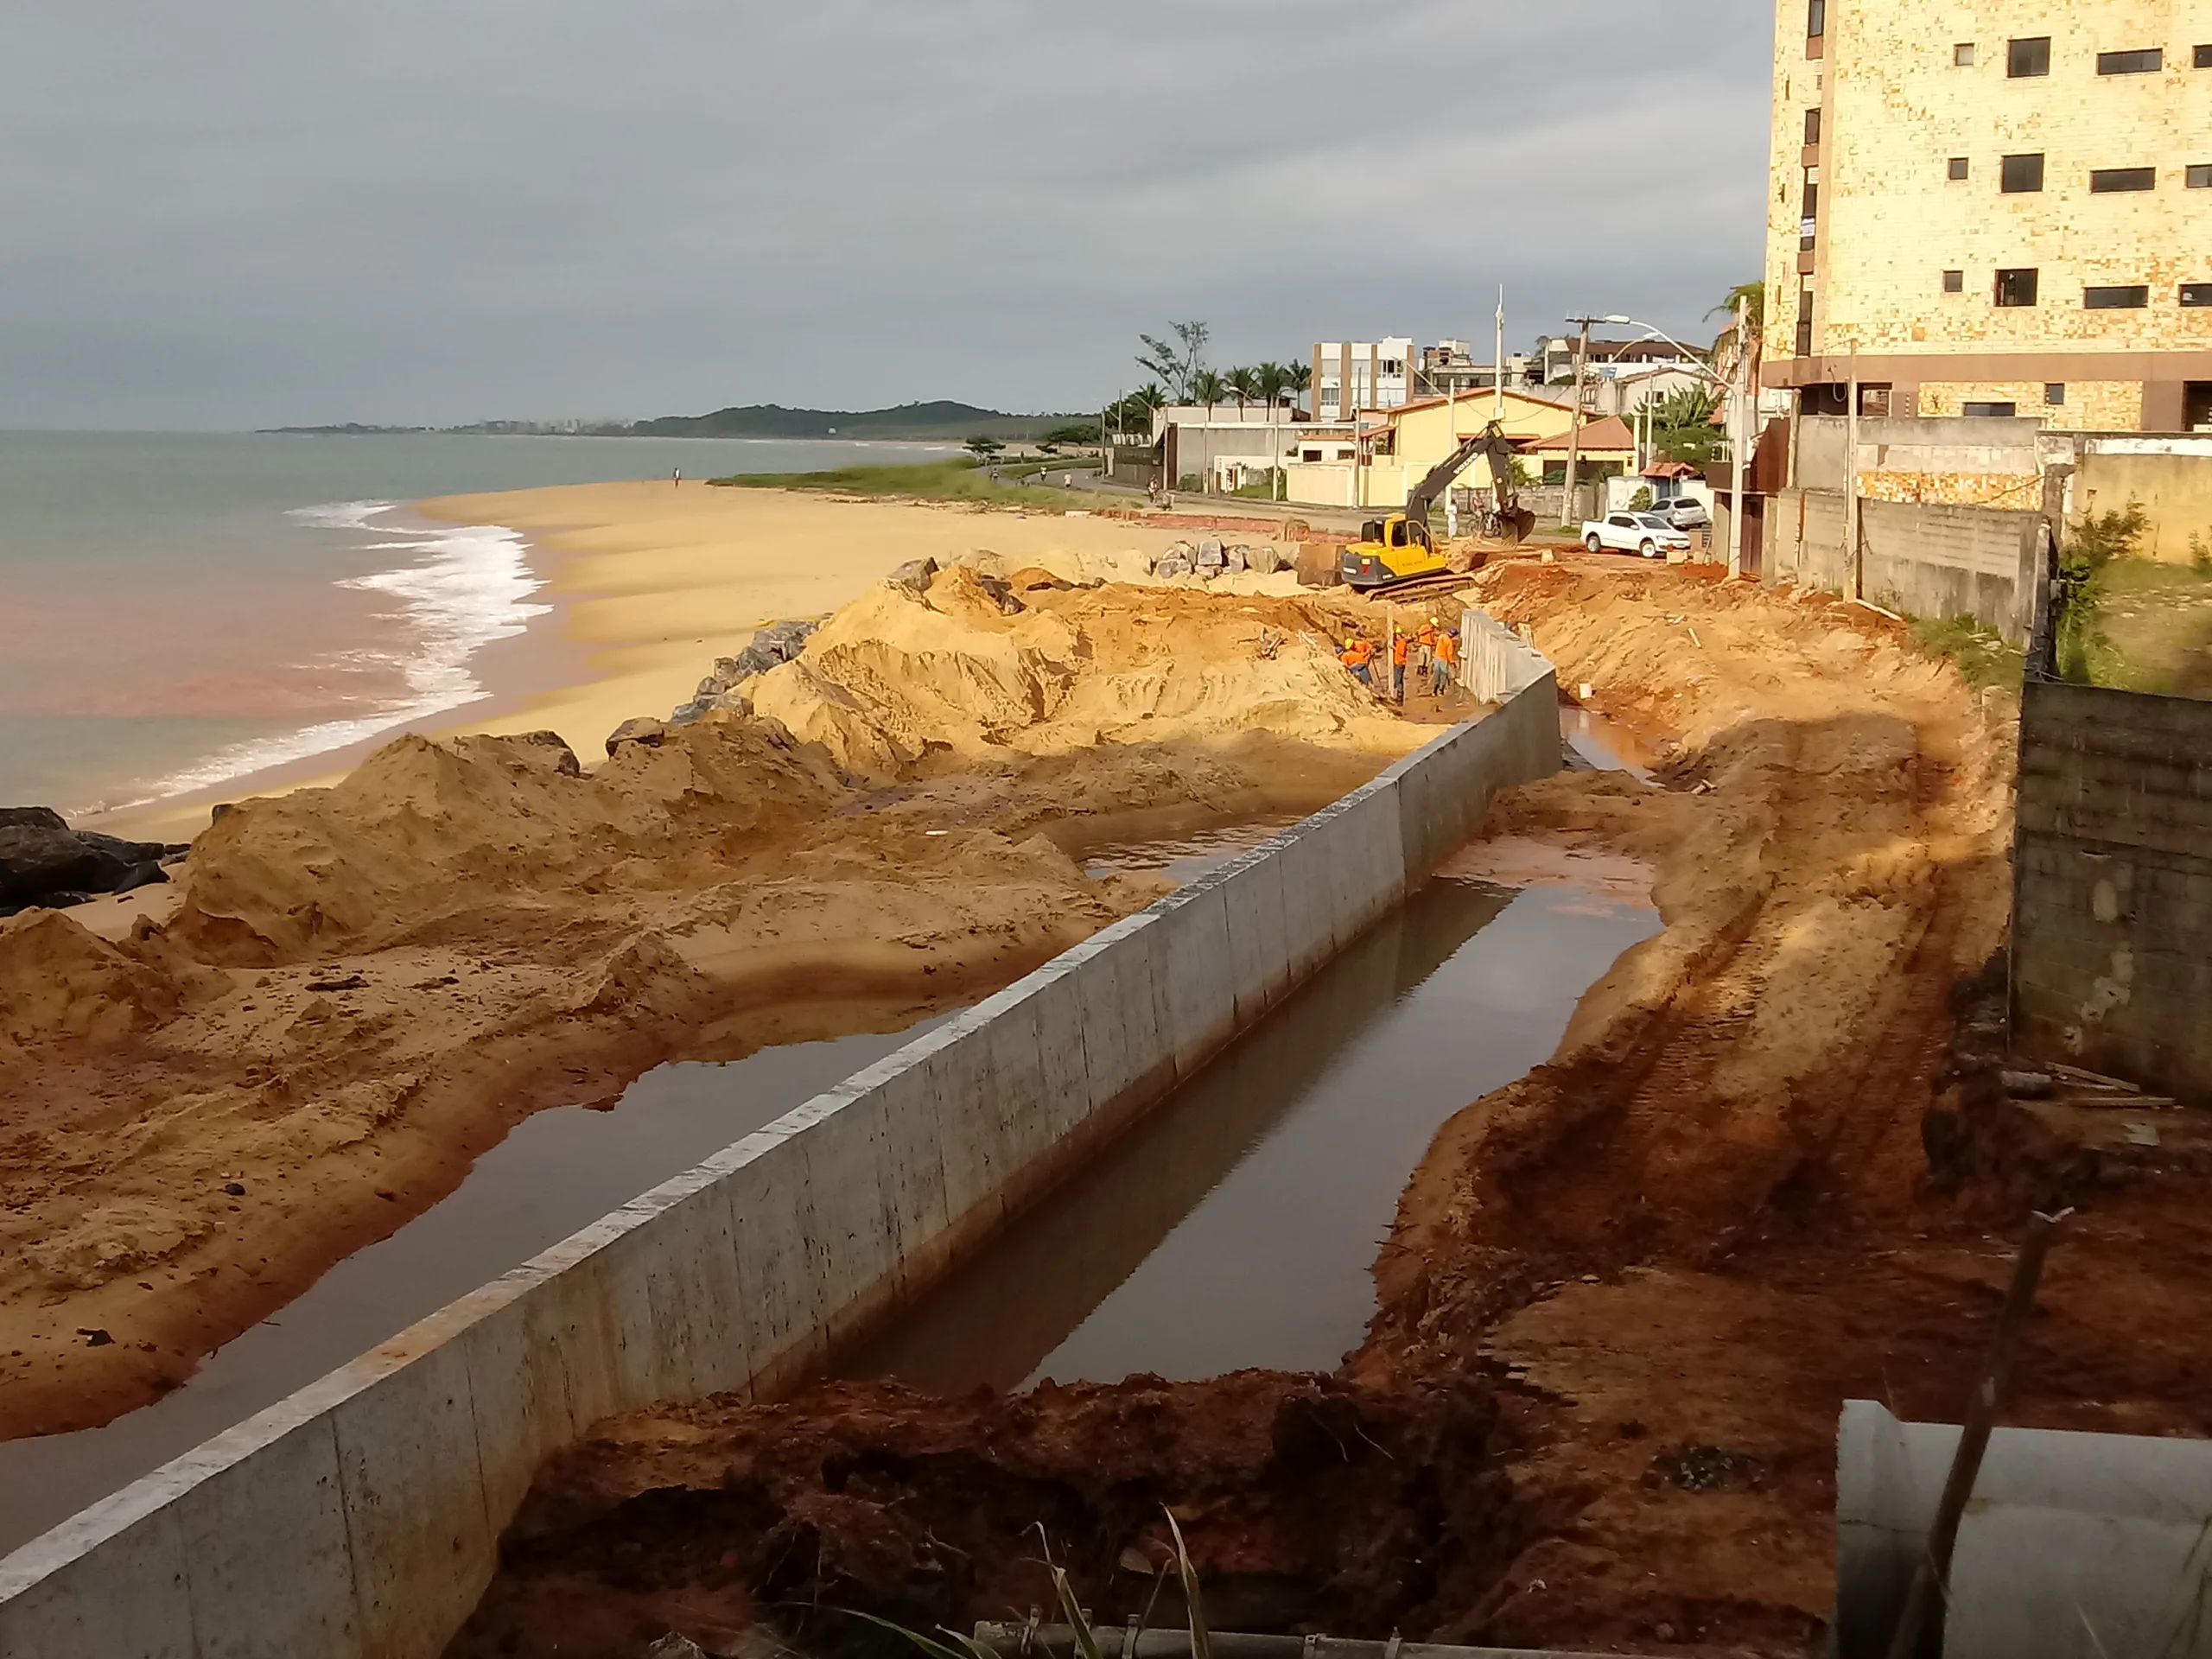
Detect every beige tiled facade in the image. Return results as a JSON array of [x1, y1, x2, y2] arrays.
[[1763, 0, 2212, 429]]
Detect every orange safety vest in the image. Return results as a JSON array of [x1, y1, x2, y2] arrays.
[[1392, 636, 1410, 666], [1435, 631, 1459, 665], [1339, 641, 1372, 668]]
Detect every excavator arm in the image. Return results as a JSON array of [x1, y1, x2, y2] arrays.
[[1402, 421, 1525, 548]]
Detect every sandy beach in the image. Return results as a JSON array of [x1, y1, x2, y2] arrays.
[[103, 486, 1205, 842]]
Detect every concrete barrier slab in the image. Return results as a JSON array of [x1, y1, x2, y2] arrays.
[[595, 1172, 753, 1406], [330, 1338, 493, 1657], [1154, 882, 1236, 1076], [714, 1128, 824, 1386], [1216, 846, 1290, 1020], [1268, 823, 1338, 982], [1052, 913, 1151, 1109], [930, 1016, 1016, 1228], [175, 1414, 357, 1657], [0, 1503, 193, 1658], [455, 1276, 585, 1528]]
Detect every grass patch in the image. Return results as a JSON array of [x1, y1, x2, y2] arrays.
[[2079, 555, 2212, 696], [1910, 613, 2023, 690], [709, 456, 1096, 510]]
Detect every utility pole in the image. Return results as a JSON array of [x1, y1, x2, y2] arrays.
[[1562, 315, 1597, 529], [1729, 296, 1751, 577], [1494, 286, 1506, 423]]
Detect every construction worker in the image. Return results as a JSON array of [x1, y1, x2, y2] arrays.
[[1338, 636, 1374, 688], [1390, 629, 1410, 702], [1432, 624, 1459, 696]]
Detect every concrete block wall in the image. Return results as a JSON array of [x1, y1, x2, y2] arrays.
[[2012, 678, 2212, 1105], [1766, 485, 2037, 641], [0, 624, 1562, 1659]]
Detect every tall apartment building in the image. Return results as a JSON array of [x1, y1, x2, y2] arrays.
[[1763, 0, 2212, 430], [1312, 339, 1413, 418]]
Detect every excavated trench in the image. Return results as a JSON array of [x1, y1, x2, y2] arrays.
[[844, 872, 1656, 1391], [0, 818, 1309, 1558]]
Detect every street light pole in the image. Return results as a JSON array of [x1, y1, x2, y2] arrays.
[[1562, 315, 1596, 529]]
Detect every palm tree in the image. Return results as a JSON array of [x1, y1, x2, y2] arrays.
[[1287, 361, 1313, 407], [1189, 368, 1227, 410], [1224, 366, 1262, 413], [1255, 361, 1290, 407]]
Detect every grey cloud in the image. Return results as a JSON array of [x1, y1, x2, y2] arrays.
[[0, 0, 1772, 429]]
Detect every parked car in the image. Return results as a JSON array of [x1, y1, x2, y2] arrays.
[[1659, 496, 1711, 530], [1581, 512, 1694, 559]]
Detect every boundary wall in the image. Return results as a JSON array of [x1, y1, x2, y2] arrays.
[[2011, 677, 2212, 1105], [1835, 1401, 2212, 1658], [0, 621, 1562, 1659]]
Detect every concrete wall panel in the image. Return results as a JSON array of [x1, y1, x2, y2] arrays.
[[330, 1338, 494, 1658], [0, 1502, 193, 1659], [715, 1128, 825, 1388], [1215, 846, 1290, 1020], [1154, 880, 1236, 1076], [180, 1416, 358, 1659], [0, 609, 1567, 1659]]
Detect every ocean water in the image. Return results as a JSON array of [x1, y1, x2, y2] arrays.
[[0, 432, 957, 816]]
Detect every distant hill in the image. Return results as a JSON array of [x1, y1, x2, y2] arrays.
[[263, 401, 1078, 442], [620, 402, 1071, 441]]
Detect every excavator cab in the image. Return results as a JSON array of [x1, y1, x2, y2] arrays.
[[1338, 512, 1445, 589]]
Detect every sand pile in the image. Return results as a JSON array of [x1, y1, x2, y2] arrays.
[[167, 723, 845, 964], [749, 566, 1415, 777]]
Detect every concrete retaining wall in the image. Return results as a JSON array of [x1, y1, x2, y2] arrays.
[[0, 625, 1562, 1659], [2011, 678, 2212, 1105]]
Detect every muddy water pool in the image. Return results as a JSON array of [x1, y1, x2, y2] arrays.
[[846, 873, 1658, 1390]]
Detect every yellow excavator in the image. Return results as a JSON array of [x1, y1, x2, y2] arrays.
[[1337, 420, 1533, 592]]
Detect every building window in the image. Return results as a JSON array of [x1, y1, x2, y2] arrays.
[[1964, 402, 2020, 416], [1943, 270, 1966, 292], [1948, 156, 1970, 180], [1996, 268, 2040, 306], [2000, 153, 2045, 192], [2183, 284, 2212, 308], [2009, 36, 2051, 76], [2190, 165, 2212, 188], [2198, 45, 2212, 67], [1808, 0, 1824, 36], [1955, 41, 1976, 65], [2090, 167, 2158, 192], [2097, 48, 2164, 74], [1796, 292, 1814, 356], [1804, 108, 1821, 143], [2045, 384, 2067, 406], [2084, 284, 2151, 308]]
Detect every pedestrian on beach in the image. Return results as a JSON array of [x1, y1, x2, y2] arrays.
[[672, 466, 681, 488], [1433, 626, 1458, 696], [1390, 629, 1410, 702]]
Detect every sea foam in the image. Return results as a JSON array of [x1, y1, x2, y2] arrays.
[[121, 502, 550, 807]]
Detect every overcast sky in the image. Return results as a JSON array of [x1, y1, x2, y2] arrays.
[[0, 1, 1772, 430]]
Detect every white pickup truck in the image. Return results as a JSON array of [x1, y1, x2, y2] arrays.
[[1581, 511, 1694, 559]]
